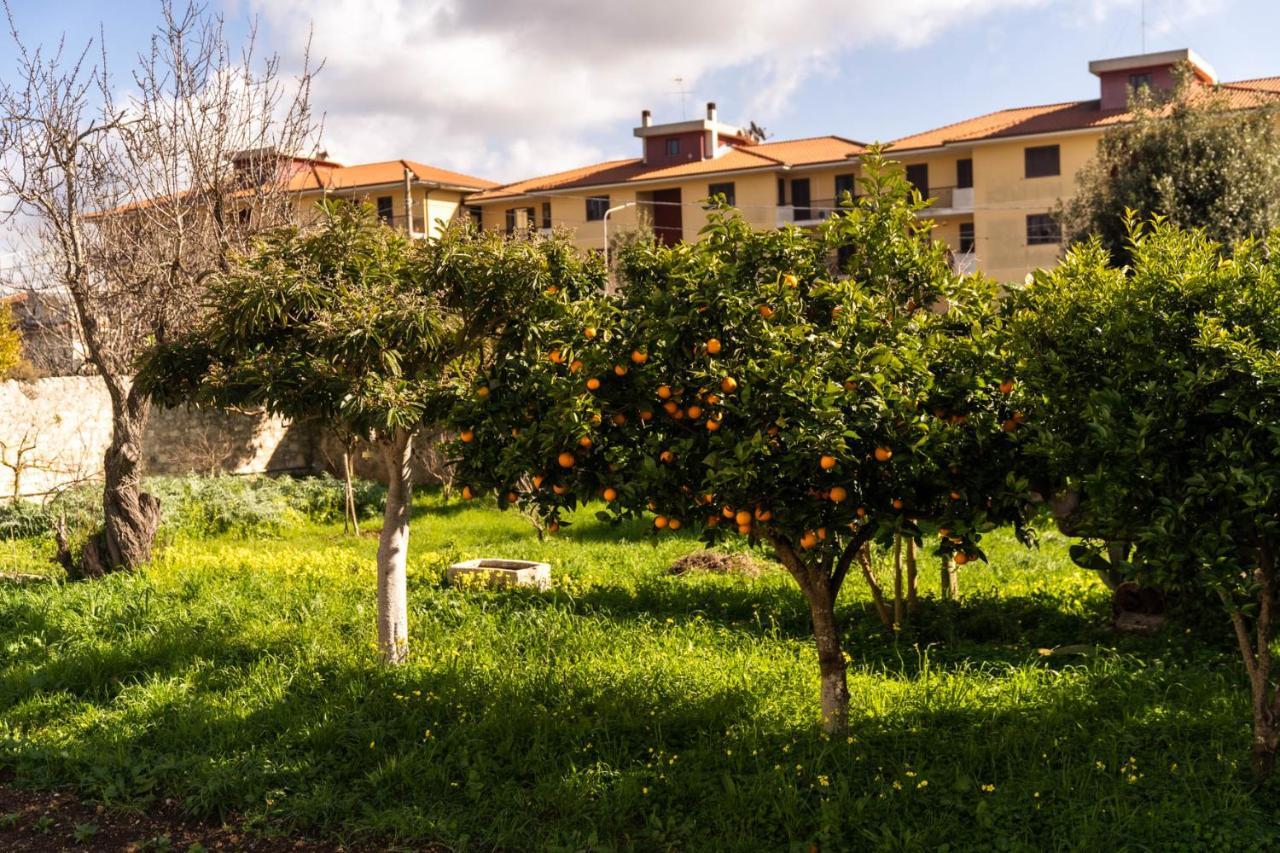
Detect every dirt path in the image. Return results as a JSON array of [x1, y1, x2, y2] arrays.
[[0, 783, 436, 852]]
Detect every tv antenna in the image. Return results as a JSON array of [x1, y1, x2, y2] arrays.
[[673, 76, 691, 119]]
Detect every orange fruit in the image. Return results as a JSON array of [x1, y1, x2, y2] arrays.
[[639, 409, 654, 421], [668, 518, 682, 531], [569, 359, 584, 374], [511, 428, 520, 437], [938, 527, 951, 537], [706, 338, 722, 355], [506, 491, 519, 503], [707, 515, 720, 527], [735, 510, 753, 526], [630, 350, 648, 364], [657, 385, 673, 400], [705, 393, 720, 405], [706, 418, 721, 431], [758, 305, 775, 319], [1002, 419, 1018, 432], [949, 490, 962, 501], [829, 486, 848, 503], [659, 450, 675, 464], [614, 364, 629, 376], [782, 273, 798, 288], [578, 435, 593, 448], [461, 486, 474, 500], [687, 405, 703, 420], [663, 401, 679, 415], [611, 413, 627, 426], [476, 386, 490, 399], [892, 498, 904, 510], [584, 327, 598, 339], [586, 377, 601, 391], [799, 530, 818, 549], [874, 446, 893, 462], [953, 552, 970, 566], [654, 516, 669, 530], [547, 521, 560, 534], [855, 506, 867, 518], [756, 508, 773, 522], [722, 506, 735, 518], [671, 409, 685, 420], [553, 484, 568, 495], [459, 430, 474, 443], [737, 523, 752, 535], [819, 455, 837, 471], [999, 379, 1015, 394], [720, 377, 738, 393], [557, 452, 576, 468], [817, 527, 827, 540], [546, 286, 559, 296], [603, 487, 618, 502], [549, 349, 564, 364]]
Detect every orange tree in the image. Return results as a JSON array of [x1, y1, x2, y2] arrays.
[[1006, 221, 1280, 777], [450, 154, 1032, 731]]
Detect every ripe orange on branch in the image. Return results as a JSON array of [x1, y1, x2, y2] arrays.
[[557, 452, 576, 469], [706, 338, 722, 354], [874, 446, 893, 462], [819, 455, 837, 471]]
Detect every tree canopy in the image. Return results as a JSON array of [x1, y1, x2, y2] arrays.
[[1058, 69, 1280, 264]]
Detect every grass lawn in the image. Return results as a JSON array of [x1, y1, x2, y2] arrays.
[[1, 490, 1276, 851]]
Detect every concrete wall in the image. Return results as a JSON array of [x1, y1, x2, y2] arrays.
[[0, 376, 318, 500]]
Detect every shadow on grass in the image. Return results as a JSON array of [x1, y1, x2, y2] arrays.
[[0, 618, 1264, 851]]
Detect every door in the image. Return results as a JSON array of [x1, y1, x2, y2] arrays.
[[651, 188, 683, 246], [790, 178, 811, 221]]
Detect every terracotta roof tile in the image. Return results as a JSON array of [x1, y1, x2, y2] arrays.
[[290, 159, 496, 192], [890, 77, 1280, 152], [468, 136, 866, 203]]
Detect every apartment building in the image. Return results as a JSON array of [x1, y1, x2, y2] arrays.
[[467, 49, 1280, 283], [283, 156, 496, 238]]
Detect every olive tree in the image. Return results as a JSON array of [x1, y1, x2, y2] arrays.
[[451, 154, 1031, 731], [140, 202, 602, 662], [1007, 220, 1280, 776]]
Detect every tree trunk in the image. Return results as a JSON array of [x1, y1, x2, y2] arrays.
[[857, 545, 893, 627], [376, 428, 414, 664], [905, 537, 919, 613], [892, 533, 904, 629], [806, 578, 850, 733], [940, 553, 959, 601], [77, 387, 160, 578], [342, 446, 359, 536]]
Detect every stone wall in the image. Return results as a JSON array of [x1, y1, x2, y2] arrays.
[[0, 376, 319, 500]]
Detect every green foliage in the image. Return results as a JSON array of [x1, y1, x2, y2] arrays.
[[1058, 70, 1280, 264], [451, 151, 1031, 564], [139, 201, 604, 441], [0, 495, 1275, 849], [1007, 221, 1280, 595], [0, 475, 384, 543], [0, 301, 22, 379]]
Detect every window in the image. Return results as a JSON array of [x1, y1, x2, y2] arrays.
[[586, 195, 610, 221], [790, 178, 812, 220], [1129, 72, 1152, 91], [520, 207, 535, 230], [1026, 213, 1061, 245], [504, 208, 517, 234], [777, 178, 786, 206], [467, 206, 483, 230], [707, 182, 736, 207], [958, 222, 975, 254], [665, 138, 681, 156], [376, 196, 394, 223], [1024, 145, 1060, 178], [956, 158, 973, 189], [905, 164, 929, 197], [541, 202, 552, 230], [834, 173, 856, 202]]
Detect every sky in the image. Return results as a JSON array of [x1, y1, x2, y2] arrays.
[[2, 0, 1279, 184]]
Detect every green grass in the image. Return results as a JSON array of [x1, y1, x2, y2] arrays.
[[1, 490, 1276, 851]]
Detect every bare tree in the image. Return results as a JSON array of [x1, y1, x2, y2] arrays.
[[0, 1, 317, 575]]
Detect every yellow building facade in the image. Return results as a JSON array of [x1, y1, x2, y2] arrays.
[[467, 48, 1280, 283]]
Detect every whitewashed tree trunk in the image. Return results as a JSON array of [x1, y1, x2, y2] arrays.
[[376, 428, 414, 664]]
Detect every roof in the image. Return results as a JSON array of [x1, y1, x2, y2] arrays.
[[889, 76, 1280, 153], [468, 135, 866, 203], [290, 159, 497, 192]]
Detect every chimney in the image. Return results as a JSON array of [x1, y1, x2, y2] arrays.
[[641, 109, 652, 162], [641, 109, 652, 127], [706, 102, 718, 158]]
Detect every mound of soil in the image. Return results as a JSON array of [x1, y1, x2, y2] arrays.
[[667, 549, 764, 577]]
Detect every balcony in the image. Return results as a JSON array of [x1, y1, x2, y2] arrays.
[[776, 199, 850, 226], [918, 185, 974, 215], [376, 213, 429, 236]]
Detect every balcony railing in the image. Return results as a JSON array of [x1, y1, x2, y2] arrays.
[[915, 185, 974, 214], [376, 213, 429, 235]]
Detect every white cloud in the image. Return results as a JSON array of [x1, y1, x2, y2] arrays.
[[245, 0, 1176, 182]]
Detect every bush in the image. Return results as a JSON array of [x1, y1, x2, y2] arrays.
[[4, 474, 387, 545]]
